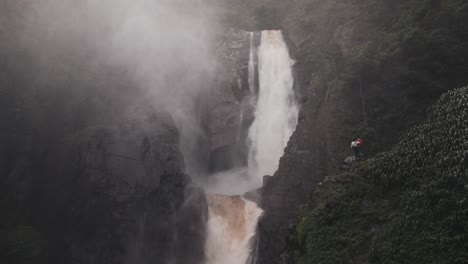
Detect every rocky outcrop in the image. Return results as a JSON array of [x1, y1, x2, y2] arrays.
[[0, 109, 208, 264], [286, 86, 468, 263], [256, 99, 332, 264], [207, 29, 260, 172]]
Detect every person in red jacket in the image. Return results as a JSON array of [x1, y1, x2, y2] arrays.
[[351, 138, 364, 160]]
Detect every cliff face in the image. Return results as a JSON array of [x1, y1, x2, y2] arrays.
[[208, 29, 251, 172], [0, 109, 208, 264], [73, 112, 208, 264], [217, 0, 468, 262], [196, 28, 260, 174], [288, 86, 468, 264], [0, 5, 259, 262], [0, 3, 209, 261]]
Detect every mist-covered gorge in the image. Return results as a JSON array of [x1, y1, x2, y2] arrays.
[[0, 0, 298, 262], [0, 1, 215, 263], [2, 0, 468, 264]]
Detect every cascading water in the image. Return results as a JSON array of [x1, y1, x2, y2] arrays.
[[248, 30, 299, 183], [205, 195, 263, 264], [248, 32, 256, 93], [204, 30, 298, 264]]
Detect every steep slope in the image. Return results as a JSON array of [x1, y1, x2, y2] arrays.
[[288, 86, 468, 264], [214, 0, 468, 262], [0, 2, 209, 263], [0, 109, 208, 264], [219, 0, 468, 155]]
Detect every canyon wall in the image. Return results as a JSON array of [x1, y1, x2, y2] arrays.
[[217, 0, 468, 262], [0, 106, 208, 264]]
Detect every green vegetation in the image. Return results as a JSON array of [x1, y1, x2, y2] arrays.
[[219, 0, 468, 157], [299, 0, 468, 157], [290, 161, 388, 263], [210, 1, 468, 262], [289, 86, 468, 263]]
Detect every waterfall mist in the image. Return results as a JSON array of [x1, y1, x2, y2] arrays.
[[1, 0, 219, 170], [1, 2, 218, 263], [2, 2, 298, 263], [205, 195, 263, 264]]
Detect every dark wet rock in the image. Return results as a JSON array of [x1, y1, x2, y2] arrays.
[[262, 175, 273, 186], [256, 87, 336, 264], [0, 109, 208, 264], [206, 29, 260, 172], [244, 188, 262, 204]]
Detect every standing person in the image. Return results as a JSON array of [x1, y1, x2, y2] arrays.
[[350, 138, 364, 160]]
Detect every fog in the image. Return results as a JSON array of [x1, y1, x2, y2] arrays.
[[202, 167, 258, 195], [2, 0, 219, 170], [0, 1, 223, 262], [16, 0, 218, 95]]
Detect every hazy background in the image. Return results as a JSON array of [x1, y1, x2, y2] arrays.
[[0, 0, 220, 174], [0, 1, 222, 262]]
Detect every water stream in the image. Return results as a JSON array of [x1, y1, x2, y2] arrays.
[[204, 30, 298, 264], [248, 30, 298, 184]]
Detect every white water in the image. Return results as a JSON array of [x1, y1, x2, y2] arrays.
[[248, 30, 298, 183], [205, 195, 263, 264], [248, 32, 256, 93], [204, 30, 297, 264]]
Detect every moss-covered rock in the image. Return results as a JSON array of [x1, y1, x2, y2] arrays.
[[289, 86, 468, 264]]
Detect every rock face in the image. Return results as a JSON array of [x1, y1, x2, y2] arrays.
[[206, 29, 260, 172], [0, 109, 208, 264], [257, 105, 331, 264], [221, 1, 468, 263]]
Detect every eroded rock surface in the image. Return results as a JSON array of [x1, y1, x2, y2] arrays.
[[207, 29, 259, 172], [1, 109, 208, 264]]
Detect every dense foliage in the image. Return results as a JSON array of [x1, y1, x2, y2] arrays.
[[296, 0, 468, 157], [289, 86, 468, 263], [221, 0, 468, 157]]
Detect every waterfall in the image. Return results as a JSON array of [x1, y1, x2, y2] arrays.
[[204, 30, 297, 264], [248, 32, 256, 93], [205, 195, 263, 264], [248, 30, 298, 183]]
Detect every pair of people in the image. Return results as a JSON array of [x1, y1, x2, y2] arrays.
[[351, 138, 364, 160]]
